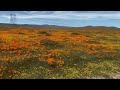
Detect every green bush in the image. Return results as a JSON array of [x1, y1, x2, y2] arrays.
[[37, 31, 51, 36], [71, 32, 80, 36], [40, 39, 63, 48]]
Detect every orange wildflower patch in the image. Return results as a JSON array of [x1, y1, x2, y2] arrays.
[[47, 58, 55, 65], [56, 60, 64, 67], [0, 74, 2, 77]]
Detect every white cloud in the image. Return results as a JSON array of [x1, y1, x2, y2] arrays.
[[1, 11, 120, 20]]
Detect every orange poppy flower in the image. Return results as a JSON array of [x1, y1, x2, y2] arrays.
[[47, 58, 55, 65]]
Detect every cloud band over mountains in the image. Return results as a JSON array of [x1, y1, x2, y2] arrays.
[[0, 11, 120, 27]]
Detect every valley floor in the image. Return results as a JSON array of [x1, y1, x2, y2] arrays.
[[0, 27, 120, 79]]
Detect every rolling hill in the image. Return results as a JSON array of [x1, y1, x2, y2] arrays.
[[0, 23, 120, 30]]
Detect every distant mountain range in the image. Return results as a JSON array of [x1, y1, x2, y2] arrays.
[[0, 23, 71, 28], [74, 26, 120, 30], [0, 23, 120, 30]]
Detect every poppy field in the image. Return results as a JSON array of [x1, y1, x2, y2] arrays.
[[0, 27, 120, 79]]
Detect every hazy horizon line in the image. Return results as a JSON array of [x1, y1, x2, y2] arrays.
[[0, 22, 120, 28]]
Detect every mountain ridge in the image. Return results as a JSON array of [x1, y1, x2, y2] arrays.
[[0, 23, 119, 30]]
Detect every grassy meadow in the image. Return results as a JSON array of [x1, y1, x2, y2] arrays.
[[0, 27, 120, 79]]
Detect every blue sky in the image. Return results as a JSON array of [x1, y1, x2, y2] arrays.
[[1, 11, 120, 27]]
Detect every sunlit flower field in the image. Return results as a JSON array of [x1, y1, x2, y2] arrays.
[[0, 27, 120, 79]]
